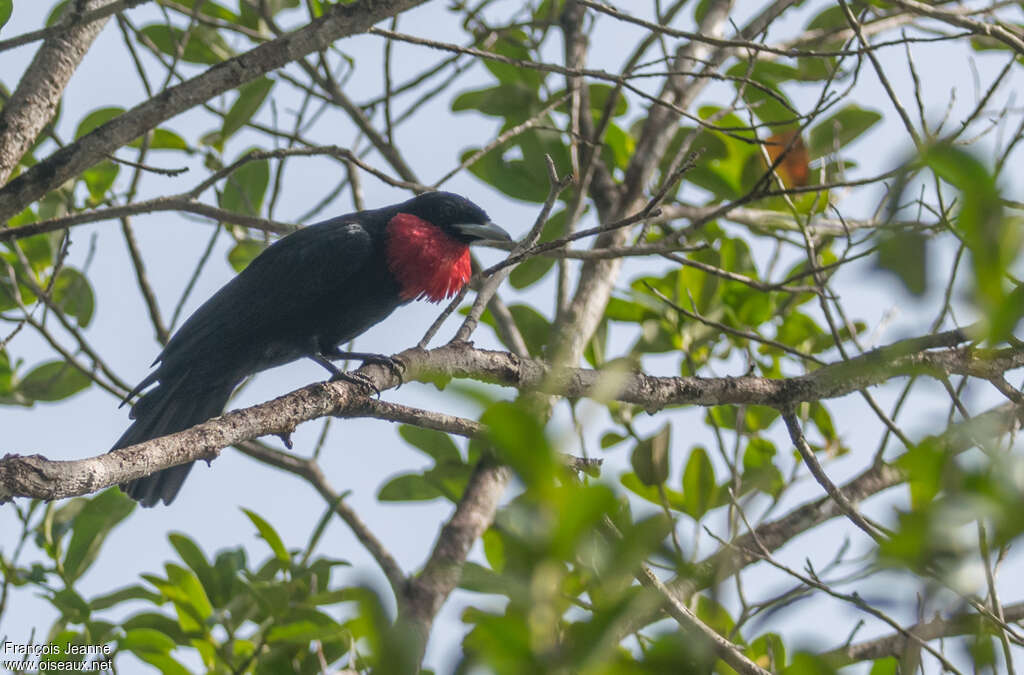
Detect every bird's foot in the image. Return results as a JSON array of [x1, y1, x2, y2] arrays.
[[330, 369, 382, 398], [320, 349, 406, 387], [360, 354, 406, 387]]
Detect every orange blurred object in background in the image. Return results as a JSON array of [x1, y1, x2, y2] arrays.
[[764, 130, 810, 187]]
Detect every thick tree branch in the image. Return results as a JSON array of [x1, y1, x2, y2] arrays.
[[0, 0, 118, 184], [550, 0, 738, 368], [826, 601, 1024, 666], [400, 459, 511, 652], [0, 0, 151, 54], [1, 329, 1019, 502]]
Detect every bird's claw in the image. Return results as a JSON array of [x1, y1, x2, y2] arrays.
[[362, 354, 406, 388], [330, 370, 382, 398]]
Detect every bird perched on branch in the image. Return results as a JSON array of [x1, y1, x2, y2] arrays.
[[113, 191, 510, 507]]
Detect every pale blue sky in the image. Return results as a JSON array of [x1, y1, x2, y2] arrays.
[[2, 1, 1023, 672]]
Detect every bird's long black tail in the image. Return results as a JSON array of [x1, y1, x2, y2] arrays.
[[112, 377, 236, 507]]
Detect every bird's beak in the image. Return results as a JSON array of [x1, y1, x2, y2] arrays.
[[453, 221, 513, 243]]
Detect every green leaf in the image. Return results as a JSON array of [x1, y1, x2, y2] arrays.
[[227, 239, 265, 272], [18, 360, 92, 402], [747, 633, 787, 673], [239, 512, 288, 565], [222, 77, 274, 140], [506, 304, 550, 357], [808, 105, 882, 160], [378, 473, 445, 501], [919, 144, 1018, 341], [630, 424, 670, 486], [51, 267, 95, 327], [219, 156, 269, 217], [696, 594, 735, 638], [784, 652, 838, 675], [482, 400, 556, 488], [336, 586, 389, 653], [212, 547, 246, 606], [265, 612, 347, 644], [398, 425, 461, 463], [671, 114, 758, 200], [459, 561, 515, 595], [483, 29, 544, 89], [90, 584, 162, 611], [452, 84, 539, 122], [242, 508, 291, 564], [120, 627, 176, 655], [173, 0, 240, 22], [742, 438, 784, 497], [482, 529, 506, 572], [147, 128, 189, 151], [122, 612, 189, 644], [168, 533, 221, 606], [63, 489, 136, 582], [681, 446, 718, 520], [134, 653, 193, 675], [600, 432, 626, 449], [620, 472, 688, 511], [550, 483, 618, 559], [163, 563, 215, 626], [605, 296, 651, 322], [82, 160, 119, 202], [586, 82, 628, 117], [75, 107, 125, 139], [775, 311, 830, 354], [0, 0, 12, 29], [479, 303, 551, 356], [726, 61, 798, 127], [805, 4, 848, 31], [423, 461, 473, 502], [552, 82, 628, 118], [0, 349, 14, 396], [869, 657, 899, 675], [46, 1, 69, 26], [874, 228, 929, 295], [238, 0, 298, 28], [898, 437, 947, 509], [50, 588, 91, 623], [509, 210, 568, 289], [16, 228, 54, 271], [809, 402, 837, 441], [463, 145, 551, 203], [602, 122, 634, 170], [640, 631, 717, 671], [139, 24, 232, 65]]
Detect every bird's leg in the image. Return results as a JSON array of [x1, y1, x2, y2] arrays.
[[319, 348, 406, 385], [310, 354, 381, 397]]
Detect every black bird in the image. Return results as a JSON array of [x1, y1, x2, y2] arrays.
[[114, 191, 511, 506]]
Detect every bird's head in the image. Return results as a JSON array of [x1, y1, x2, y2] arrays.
[[386, 192, 511, 303], [399, 191, 511, 244]]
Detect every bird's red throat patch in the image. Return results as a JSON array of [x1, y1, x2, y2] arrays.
[[386, 213, 472, 303]]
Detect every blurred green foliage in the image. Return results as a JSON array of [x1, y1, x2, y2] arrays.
[[2, 0, 1023, 672]]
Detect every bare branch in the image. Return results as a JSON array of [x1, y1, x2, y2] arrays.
[[0, 0, 429, 222], [3, 328, 1018, 503], [0, 0, 119, 184]]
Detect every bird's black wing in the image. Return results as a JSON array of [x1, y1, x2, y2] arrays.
[[138, 219, 377, 392], [116, 219, 378, 506]]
